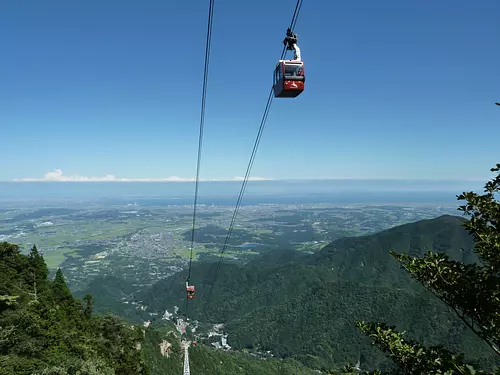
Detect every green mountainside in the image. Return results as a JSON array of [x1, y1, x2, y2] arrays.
[[137, 215, 498, 371], [0, 242, 322, 374], [311, 214, 477, 285], [3, 212, 498, 373], [141, 321, 319, 375], [73, 275, 144, 324]]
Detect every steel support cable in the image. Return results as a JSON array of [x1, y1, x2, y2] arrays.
[[202, 0, 304, 312], [289, 0, 303, 32], [185, 0, 215, 320]]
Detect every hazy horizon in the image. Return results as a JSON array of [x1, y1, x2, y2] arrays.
[[0, 179, 484, 207]]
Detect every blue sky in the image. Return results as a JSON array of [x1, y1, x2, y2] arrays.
[[1, 0, 499, 182]]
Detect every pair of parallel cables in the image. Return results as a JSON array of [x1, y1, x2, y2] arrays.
[[186, 0, 304, 319]]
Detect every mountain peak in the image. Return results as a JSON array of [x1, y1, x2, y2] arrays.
[[310, 214, 475, 284]]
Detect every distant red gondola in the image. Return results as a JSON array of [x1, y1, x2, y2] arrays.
[[186, 281, 195, 299]]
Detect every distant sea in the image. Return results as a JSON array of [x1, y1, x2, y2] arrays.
[[0, 180, 484, 207]]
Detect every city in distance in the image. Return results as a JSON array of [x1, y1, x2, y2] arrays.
[[0, 179, 474, 292]]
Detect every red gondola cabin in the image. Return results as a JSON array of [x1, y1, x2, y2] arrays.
[[273, 60, 305, 98], [186, 284, 195, 299]]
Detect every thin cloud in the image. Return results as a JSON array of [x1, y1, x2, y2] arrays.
[[15, 169, 196, 182], [13, 169, 273, 182]]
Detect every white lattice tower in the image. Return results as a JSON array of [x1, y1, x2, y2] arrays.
[[183, 343, 190, 375]]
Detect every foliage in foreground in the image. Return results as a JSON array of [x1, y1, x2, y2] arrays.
[[0, 242, 148, 375], [341, 164, 500, 374]]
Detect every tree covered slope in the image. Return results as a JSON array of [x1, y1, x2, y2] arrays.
[[141, 321, 320, 375], [310, 214, 477, 286], [137, 215, 498, 371], [0, 242, 147, 375], [0, 241, 330, 374]]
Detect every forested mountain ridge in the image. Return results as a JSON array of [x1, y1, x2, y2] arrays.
[[136, 214, 499, 371], [0, 241, 323, 374], [140, 214, 475, 315], [2, 213, 497, 373], [309, 214, 477, 285]]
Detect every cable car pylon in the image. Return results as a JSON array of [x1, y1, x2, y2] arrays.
[[183, 341, 191, 375]]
